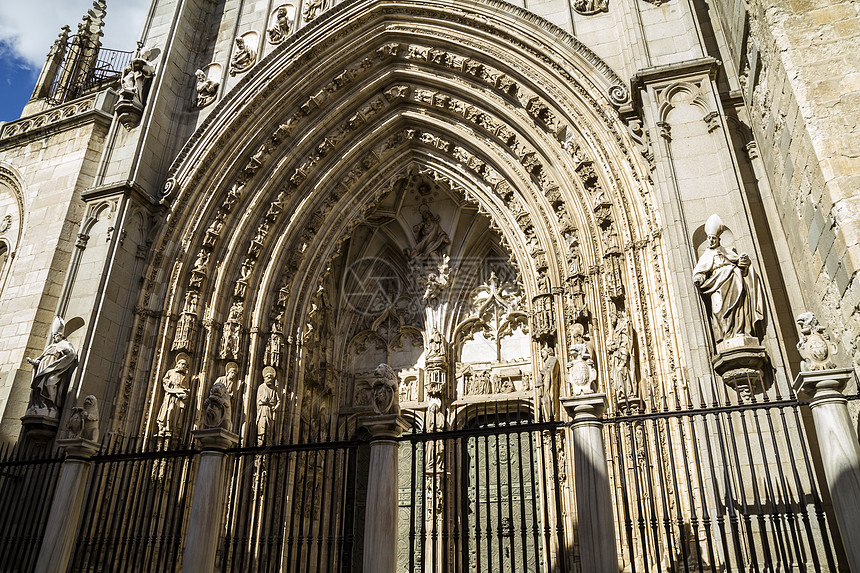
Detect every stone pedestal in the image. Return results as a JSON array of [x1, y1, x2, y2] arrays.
[[560, 394, 618, 572], [712, 343, 769, 398], [20, 414, 60, 455], [793, 368, 860, 572], [34, 437, 100, 573], [360, 413, 409, 573], [182, 427, 239, 573]]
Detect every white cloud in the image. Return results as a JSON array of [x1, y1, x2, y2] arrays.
[[0, 0, 148, 70]]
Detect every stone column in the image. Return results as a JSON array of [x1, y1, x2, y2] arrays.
[[182, 427, 239, 573], [794, 368, 860, 571], [361, 413, 409, 573], [34, 437, 100, 573], [561, 394, 618, 572]]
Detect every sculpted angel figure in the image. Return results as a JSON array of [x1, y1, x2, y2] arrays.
[[194, 69, 219, 108], [693, 214, 766, 344], [26, 317, 78, 418], [156, 354, 190, 436], [229, 37, 256, 76]]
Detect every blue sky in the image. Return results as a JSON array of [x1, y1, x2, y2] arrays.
[[0, 0, 148, 123]]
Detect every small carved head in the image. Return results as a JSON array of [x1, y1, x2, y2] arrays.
[[796, 312, 819, 335], [262, 366, 276, 384]]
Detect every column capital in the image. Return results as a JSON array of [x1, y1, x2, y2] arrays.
[[560, 393, 608, 423], [192, 427, 239, 450], [360, 413, 410, 439], [57, 437, 100, 459], [793, 368, 855, 404]]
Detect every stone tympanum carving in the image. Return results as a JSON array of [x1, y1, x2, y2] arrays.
[[229, 37, 257, 76], [796, 312, 838, 371], [537, 346, 560, 419], [26, 316, 78, 418], [371, 363, 400, 416], [567, 343, 597, 396], [256, 366, 279, 445], [693, 214, 766, 349], [203, 381, 232, 431], [267, 5, 293, 44], [194, 68, 219, 108], [156, 354, 190, 436], [67, 395, 99, 441]]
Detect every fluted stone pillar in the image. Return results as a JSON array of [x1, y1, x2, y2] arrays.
[[34, 437, 100, 573], [182, 427, 239, 573], [361, 413, 409, 573], [561, 394, 618, 572], [794, 368, 860, 571]]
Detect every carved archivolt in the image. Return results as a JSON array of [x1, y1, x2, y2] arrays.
[[123, 1, 679, 437]]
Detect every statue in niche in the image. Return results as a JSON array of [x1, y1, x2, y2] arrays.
[[607, 309, 636, 398], [191, 250, 209, 274], [26, 317, 78, 418], [214, 362, 239, 398], [229, 37, 256, 76], [537, 346, 560, 419], [194, 69, 219, 108], [400, 377, 418, 402], [371, 363, 400, 416], [67, 395, 99, 441], [264, 315, 284, 368], [219, 302, 243, 359], [119, 47, 156, 106], [203, 381, 232, 431], [409, 204, 450, 261], [796, 312, 838, 371], [692, 214, 766, 345], [422, 255, 451, 301], [172, 291, 198, 351], [256, 367, 280, 445], [427, 328, 445, 358], [267, 6, 293, 44], [156, 354, 190, 436], [567, 343, 597, 396]]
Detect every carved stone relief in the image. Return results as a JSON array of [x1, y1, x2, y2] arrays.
[[267, 4, 295, 44]]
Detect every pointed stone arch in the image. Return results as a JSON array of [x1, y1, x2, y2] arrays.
[[123, 0, 682, 440]]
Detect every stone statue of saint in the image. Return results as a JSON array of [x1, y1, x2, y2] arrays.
[[156, 354, 190, 436], [537, 346, 559, 420], [607, 309, 635, 398], [215, 362, 239, 398], [693, 214, 766, 345], [371, 363, 400, 416], [256, 367, 279, 445], [230, 37, 257, 76], [67, 395, 99, 441], [267, 6, 293, 44], [427, 328, 445, 358], [194, 69, 219, 108], [26, 316, 78, 418]]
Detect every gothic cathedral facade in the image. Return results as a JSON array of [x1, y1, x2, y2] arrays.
[[0, 0, 859, 571]]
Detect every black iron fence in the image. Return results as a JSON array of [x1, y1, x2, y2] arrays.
[[0, 378, 853, 572], [69, 435, 196, 571], [217, 437, 361, 572], [607, 376, 845, 573], [0, 443, 63, 572]]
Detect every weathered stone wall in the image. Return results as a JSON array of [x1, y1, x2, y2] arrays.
[[711, 0, 860, 371], [0, 96, 114, 442]]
